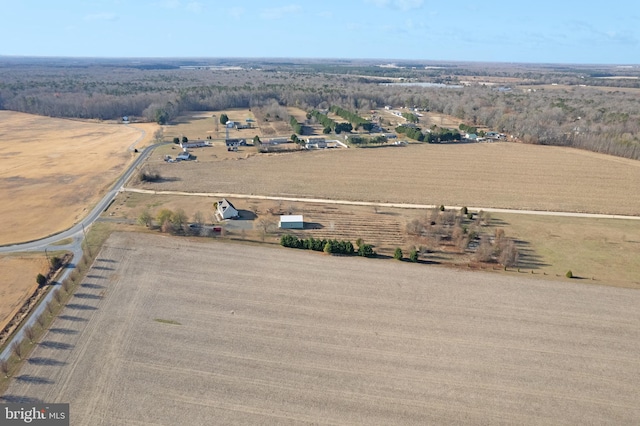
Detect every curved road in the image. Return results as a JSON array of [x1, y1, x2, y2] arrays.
[[0, 140, 165, 362], [0, 141, 165, 253]]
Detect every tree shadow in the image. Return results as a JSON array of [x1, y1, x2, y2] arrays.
[[96, 258, 116, 263], [27, 357, 67, 367], [49, 328, 78, 335], [58, 315, 87, 322], [514, 240, 550, 269], [81, 282, 105, 289], [65, 303, 97, 311], [74, 293, 102, 300], [0, 395, 43, 404], [39, 341, 74, 350], [92, 266, 114, 271], [15, 375, 55, 385], [303, 222, 324, 230], [85, 275, 105, 280]]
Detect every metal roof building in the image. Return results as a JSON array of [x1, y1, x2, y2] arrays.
[[279, 215, 304, 229]]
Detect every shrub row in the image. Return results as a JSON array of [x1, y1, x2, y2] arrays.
[[280, 234, 376, 257], [289, 116, 302, 134], [330, 106, 373, 131]]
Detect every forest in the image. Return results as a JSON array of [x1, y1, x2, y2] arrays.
[[0, 57, 638, 160]]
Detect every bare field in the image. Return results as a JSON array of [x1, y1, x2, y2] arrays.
[[137, 141, 640, 216], [3, 232, 639, 424], [0, 111, 155, 245], [0, 255, 49, 331]]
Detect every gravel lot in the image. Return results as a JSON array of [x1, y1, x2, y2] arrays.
[[3, 232, 640, 424]]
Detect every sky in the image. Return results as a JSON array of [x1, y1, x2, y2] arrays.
[[1, 0, 638, 64]]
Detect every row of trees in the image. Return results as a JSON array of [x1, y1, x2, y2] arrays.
[[280, 234, 376, 257], [396, 125, 426, 141], [330, 105, 373, 131], [289, 116, 302, 134]]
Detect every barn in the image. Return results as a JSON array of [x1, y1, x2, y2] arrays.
[[279, 215, 304, 229]]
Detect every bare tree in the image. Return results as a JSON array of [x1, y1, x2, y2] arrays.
[[171, 209, 188, 233], [498, 239, 519, 267], [46, 301, 55, 316], [255, 217, 277, 241], [474, 235, 493, 262], [192, 211, 204, 227], [137, 210, 153, 228], [153, 127, 164, 143], [53, 289, 63, 305], [11, 342, 24, 360], [25, 326, 36, 344], [36, 314, 47, 329], [1, 359, 10, 378]]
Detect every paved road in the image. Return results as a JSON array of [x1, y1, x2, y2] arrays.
[[0, 142, 166, 253], [0, 141, 166, 362]]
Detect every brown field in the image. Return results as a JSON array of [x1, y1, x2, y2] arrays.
[[0, 255, 49, 331], [3, 232, 639, 424], [0, 111, 158, 246], [136, 140, 640, 216]]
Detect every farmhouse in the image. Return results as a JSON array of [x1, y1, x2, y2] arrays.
[[176, 152, 191, 161], [216, 198, 239, 220], [279, 215, 304, 229]]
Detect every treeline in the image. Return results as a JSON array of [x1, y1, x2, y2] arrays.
[[330, 105, 373, 131], [396, 125, 426, 141], [289, 116, 302, 134], [348, 135, 388, 145], [396, 125, 462, 143], [309, 109, 353, 134], [280, 234, 376, 257], [0, 61, 638, 160]]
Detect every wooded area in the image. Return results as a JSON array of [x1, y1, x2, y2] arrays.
[[0, 58, 638, 159]]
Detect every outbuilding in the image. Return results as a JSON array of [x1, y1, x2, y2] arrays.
[[279, 215, 304, 229]]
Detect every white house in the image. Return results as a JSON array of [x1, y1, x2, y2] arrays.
[[216, 198, 239, 220], [176, 152, 191, 161], [279, 215, 304, 229]]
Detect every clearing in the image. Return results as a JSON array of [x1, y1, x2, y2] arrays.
[[3, 233, 639, 424]]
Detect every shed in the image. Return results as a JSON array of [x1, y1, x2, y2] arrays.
[[279, 215, 304, 229]]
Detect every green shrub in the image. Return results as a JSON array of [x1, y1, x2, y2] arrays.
[[36, 273, 47, 287], [566, 270, 573, 278], [409, 249, 419, 262], [394, 248, 403, 260], [439, 205, 445, 212], [461, 206, 468, 215]]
